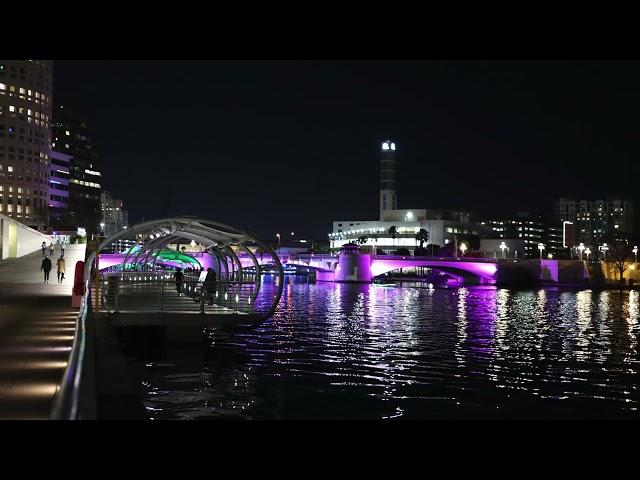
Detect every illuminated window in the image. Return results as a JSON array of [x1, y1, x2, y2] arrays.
[[65, 130, 70, 136], [0, 83, 5, 90], [9, 105, 15, 112]]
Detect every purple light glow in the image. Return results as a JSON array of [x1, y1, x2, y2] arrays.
[[369, 259, 497, 281]]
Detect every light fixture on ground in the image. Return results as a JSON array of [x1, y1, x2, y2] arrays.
[[459, 242, 467, 257]]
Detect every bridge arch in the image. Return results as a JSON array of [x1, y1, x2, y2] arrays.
[[370, 257, 497, 284], [85, 216, 285, 319]]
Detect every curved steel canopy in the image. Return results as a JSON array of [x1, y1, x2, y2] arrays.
[[85, 217, 285, 319]]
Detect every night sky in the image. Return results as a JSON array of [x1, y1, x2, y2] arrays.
[[54, 61, 640, 241]]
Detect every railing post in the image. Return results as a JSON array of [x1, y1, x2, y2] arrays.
[[160, 280, 164, 312], [115, 277, 119, 313]]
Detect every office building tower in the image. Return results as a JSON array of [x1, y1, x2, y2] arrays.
[[0, 60, 52, 227], [51, 105, 102, 233]]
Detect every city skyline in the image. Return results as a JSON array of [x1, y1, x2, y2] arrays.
[[52, 61, 640, 240], [2, 58, 640, 424]]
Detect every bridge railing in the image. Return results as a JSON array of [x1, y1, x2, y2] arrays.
[[50, 285, 90, 420], [93, 271, 258, 315]]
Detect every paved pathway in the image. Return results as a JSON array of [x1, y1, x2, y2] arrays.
[[0, 244, 86, 419]]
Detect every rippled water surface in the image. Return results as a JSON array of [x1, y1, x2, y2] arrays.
[[119, 278, 640, 419]]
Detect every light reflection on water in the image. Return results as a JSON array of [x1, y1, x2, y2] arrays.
[[121, 277, 640, 419]]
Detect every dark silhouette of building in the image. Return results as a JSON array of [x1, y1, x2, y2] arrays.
[[51, 104, 102, 234]]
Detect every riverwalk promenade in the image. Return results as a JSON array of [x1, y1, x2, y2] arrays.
[[0, 244, 85, 419]]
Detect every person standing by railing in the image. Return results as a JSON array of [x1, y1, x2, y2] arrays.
[[174, 268, 184, 296], [203, 268, 217, 305]]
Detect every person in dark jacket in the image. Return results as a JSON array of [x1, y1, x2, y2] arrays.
[[174, 268, 184, 295], [203, 268, 217, 305], [41, 257, 52, 283]]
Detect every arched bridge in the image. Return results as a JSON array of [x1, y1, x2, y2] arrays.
[[97, 250, 497, 284], [369, 255, 497, 283]]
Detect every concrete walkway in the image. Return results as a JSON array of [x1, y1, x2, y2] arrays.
[[0, 244, 86, 419]]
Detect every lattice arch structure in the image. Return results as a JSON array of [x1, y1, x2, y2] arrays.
[[84, 217, 285, 322]]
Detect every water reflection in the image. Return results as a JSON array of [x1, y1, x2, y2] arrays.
[[120, 277, 640, 419]]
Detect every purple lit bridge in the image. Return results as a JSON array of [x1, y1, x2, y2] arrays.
[[97, 252, 498, 285]]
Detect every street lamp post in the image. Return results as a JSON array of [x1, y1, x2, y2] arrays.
[[276, 233, 281, 246], [585, 248, 591, 263], [499, 241, 507, 259], [633, 245, 638, 264], [538, 242, 545, 260], [599, 243, 609, 260], [578, 243, 585, 262]]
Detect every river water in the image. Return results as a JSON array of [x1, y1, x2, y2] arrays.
[[118, 277, 640, 419]]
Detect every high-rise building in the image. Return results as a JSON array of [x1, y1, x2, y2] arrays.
[[100, 190, 128, 237], [379, 140, 397, 220], [51, 105, 102, 234], [0, 60, 53, 228], [553, 197, 634, 247], [49, 150, 71, 225]]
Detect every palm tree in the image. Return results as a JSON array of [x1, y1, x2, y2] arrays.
[[356, 235, 369, 245], [388, 226, 398, 248], [415, 228, 429, 249]]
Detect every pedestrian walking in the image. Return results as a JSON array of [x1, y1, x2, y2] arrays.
[[48, 242, 55, 257], [61, 243, 65, 258], [41, 256, 52, 283], [56, 256, 66, 283], [42, 241, 47, 257]]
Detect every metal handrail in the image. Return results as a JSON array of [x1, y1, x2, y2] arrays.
[[50, 287, 89, 420]]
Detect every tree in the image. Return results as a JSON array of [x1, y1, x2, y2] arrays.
[[600, 233, 634, 283], [456, 233, 480, 251], [356, 235, 369, 245], [388, 226, 398, 247], [415, 228, 429, 249]]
